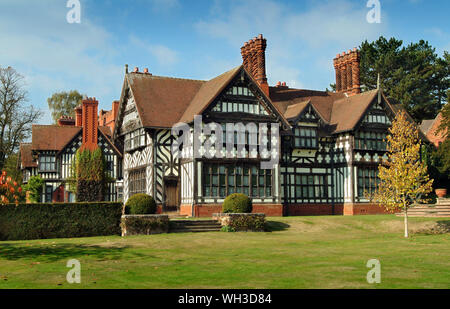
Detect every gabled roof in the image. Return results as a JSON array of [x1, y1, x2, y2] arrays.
[[19, 143, 37, 168], [31, 125, 81, 151], [329, 89, 378, 133], [284, 100, 310, 120], [178, 66, 242, 124], [31, 125, 122, 156], [124, 65, 291, 129], [126, 72, 205, 128], [270, 87, 346, 123], [120, 64, 419, 136]]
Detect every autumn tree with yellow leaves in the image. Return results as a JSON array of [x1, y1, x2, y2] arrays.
[[374, 110, 433, 238]]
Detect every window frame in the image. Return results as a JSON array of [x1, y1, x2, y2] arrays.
[[38, 155, 56, 172], [293, 126, 318, 149], [203, 163, 273, 198]]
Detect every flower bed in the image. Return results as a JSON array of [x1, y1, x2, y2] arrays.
[[121, 214, 169, 236], [212, 213, 266, 232]]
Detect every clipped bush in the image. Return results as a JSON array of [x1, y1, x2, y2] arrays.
[[222, 193, 252, 213], [0, 202, 122, 241], [125, 193, 156, 215]]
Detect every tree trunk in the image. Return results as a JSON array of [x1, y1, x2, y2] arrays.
[[404, 207, 409, 238]]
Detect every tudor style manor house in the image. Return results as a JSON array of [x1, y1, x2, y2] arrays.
[[20, 35, 416, 216]]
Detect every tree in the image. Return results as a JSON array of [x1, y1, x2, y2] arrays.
[[47, 90, 83, 123], [72, 148, 106, 202], [359, 37, 449, 122], [374, 111, 433, 238], [23, 175, 44, 203], [0, 170, 25, 205], [4, 152, 22, 183], [0, 66, 41, 171]]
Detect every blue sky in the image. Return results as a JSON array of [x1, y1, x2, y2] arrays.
[[0, 0, 449, 124]]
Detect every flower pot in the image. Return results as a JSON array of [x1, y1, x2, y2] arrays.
[[435, 188, 447, 198]]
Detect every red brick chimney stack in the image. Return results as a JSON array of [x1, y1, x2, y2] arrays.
[[74, 105, 82, 127], [112, 100, 120, 120], [81, 97, 99, 151], [350, 47, 361, 95], [333, 48, 360, 95], [241, 34, 269, 97]]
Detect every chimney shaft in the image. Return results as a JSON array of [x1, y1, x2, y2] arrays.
[[333, 54, 342, 92], [75, 106, 82, 127], [81, 97, 99, 151], [241, 34, 269, 97], [334, 48, 361, 96]]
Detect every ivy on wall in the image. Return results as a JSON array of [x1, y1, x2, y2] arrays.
[[70, 148, 106, 202]]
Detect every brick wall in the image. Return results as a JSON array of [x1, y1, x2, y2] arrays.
[[427, 113, 446, 147], [180, 203, 283, 217], [180, 203, 393, 217], [343, 203, 395, 215], [286, 203, 344, 216]]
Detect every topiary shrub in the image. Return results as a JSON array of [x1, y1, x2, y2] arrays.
[[125, 193, 156, 215], [222, 193, 252, 213]]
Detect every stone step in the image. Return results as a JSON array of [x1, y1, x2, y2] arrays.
[[170, 228, 222, 233], [396, 214, 450, 217], [169, 219, 222, 233], [170, 220, 219, 225], [408, 208, 450, 211], [437, 198, 450, 205]]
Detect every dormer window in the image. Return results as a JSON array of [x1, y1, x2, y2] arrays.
[[294, 127, 318, 148], [39, 155, 56, 171]]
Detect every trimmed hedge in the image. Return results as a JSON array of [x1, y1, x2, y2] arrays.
[[76, 180, 104, 202], [213, 213, 266, 232], [0, 202, 122, 241], [222, 193, 252, 213], [121, 215, 169, 236], [125, 194, 156, 215]]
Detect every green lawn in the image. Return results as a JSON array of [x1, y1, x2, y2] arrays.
[[0, 215, 449, 289]]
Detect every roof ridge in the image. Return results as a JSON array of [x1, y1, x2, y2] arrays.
[[128, 72, 206, 83], [32, 124, 79, 128]]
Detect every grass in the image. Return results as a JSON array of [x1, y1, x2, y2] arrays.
[[0, 215, 449, 289]]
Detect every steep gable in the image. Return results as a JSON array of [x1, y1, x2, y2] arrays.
[[126, 72, 205, 129]]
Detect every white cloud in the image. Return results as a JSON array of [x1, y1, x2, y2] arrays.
[[195, 0, 387, 89], [0, 0, 181, 122], [129, 35, 179, 66]]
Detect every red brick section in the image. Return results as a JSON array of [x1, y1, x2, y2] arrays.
[[333, 48, 361, 96], [180, 204, 283, 217], [181, 203, 394, 217], [74, 105, 82, 127], [427, 113, 446, 147], [52, 185, 65, 202], [343, 203, 396, 215], [80, 97, 99, 151], [287, 204, 344, 216], [241, 34, 269, 97], [99, 100, 119, 132]]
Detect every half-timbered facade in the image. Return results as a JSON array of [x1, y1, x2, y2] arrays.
[[110, 34, 425, 217], [19, 99, 123, 202]]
